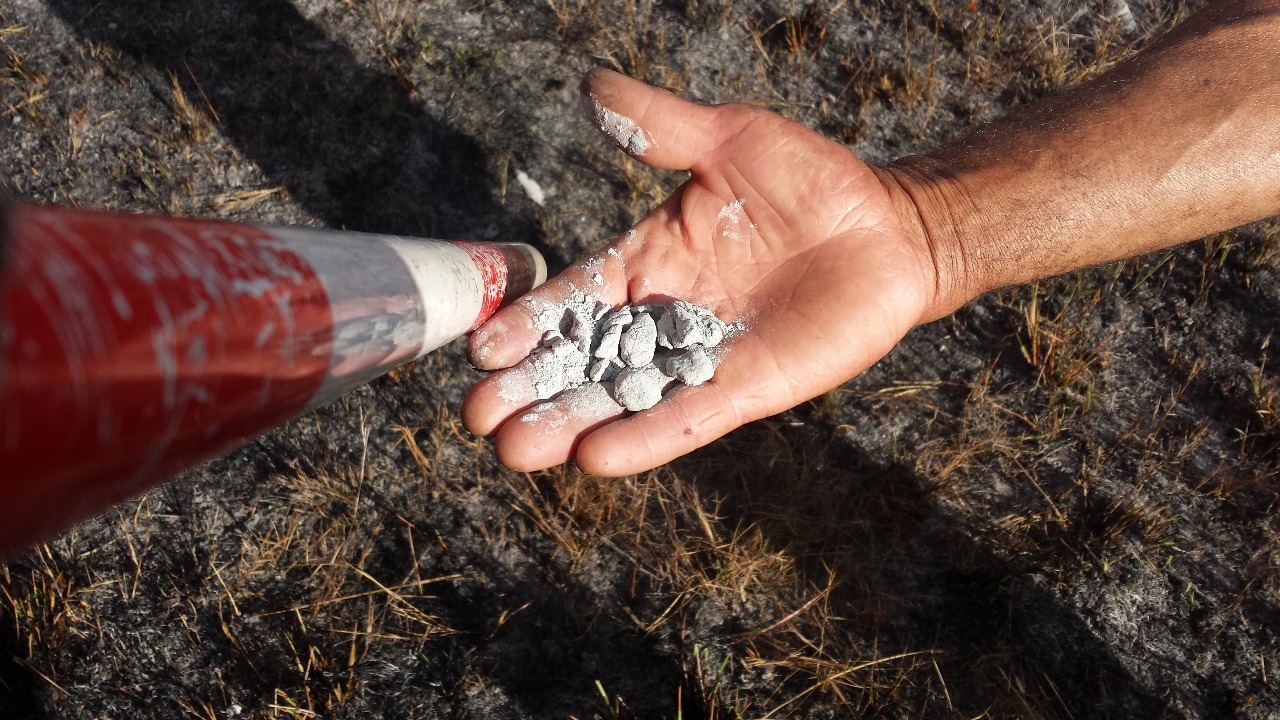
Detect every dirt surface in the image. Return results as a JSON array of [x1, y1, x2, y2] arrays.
[[2, 1, 1278, 718]]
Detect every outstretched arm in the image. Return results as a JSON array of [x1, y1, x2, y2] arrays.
[[463, 0, 1280, 475], [887, 0, 1280, 319]]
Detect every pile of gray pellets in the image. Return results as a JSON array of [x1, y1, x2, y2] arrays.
[[524, 299, 728, 411]]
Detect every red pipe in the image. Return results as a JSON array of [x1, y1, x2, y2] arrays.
[[0, 203, 545, 555]]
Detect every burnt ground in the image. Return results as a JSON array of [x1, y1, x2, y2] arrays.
[[1, 0, 1278, 718]]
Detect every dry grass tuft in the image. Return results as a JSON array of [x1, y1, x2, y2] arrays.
[[3, 1, 1274, 717], [166, 69, 216, 143], [1, 46, 51, 125], [745, 1, 843, 64], [1017, 280, 1115, 410], [1244, 346, 1280, 461]]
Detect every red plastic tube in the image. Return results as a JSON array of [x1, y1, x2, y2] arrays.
[[0, 203, 545, 554]]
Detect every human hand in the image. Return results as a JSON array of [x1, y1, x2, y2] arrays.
[[463, 69, 948, 476]]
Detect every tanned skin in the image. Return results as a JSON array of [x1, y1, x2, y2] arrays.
[[464, 0, 1280, 476]]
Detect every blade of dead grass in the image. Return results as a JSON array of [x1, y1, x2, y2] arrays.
[[342, 564, 455, 635], [757, 650, 938, 719], [254, 574, 462, 618], [212, 187, 284, 212]]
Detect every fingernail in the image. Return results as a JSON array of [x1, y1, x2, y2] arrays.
[[579, 86, 601, 123], [469, 322, 504, 367]]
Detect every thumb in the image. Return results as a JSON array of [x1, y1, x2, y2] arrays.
[[580, 68, 722, 171]]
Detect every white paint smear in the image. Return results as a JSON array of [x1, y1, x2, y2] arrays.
[[717, 198, 754, 242], [585, 92, 654, 156], [520, 383, 623, 432], [497, 363, 536, 404], [515, 169, 546, 206]]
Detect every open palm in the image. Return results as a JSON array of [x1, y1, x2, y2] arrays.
[[463, 69, 941, 476]]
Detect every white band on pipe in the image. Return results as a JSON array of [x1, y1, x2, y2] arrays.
[[269, 226, 488, 409]]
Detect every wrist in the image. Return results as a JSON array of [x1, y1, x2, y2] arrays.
[[871, 158, 987, 323]]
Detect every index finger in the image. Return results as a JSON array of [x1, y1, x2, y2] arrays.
[[467, 247, 629, 370]]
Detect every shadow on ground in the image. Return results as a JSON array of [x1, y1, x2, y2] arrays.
[[669, 417, 1178, 718], [46, 0, 536, 245], [0, 601, 46, 719]]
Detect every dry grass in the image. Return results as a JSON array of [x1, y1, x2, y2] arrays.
[[166, 66, 219, 144], [0, 45, 50, 125], [3, 0, 1274, 717], [1017, 280, 1115, 411], [545, 0, 689, 92], [1, 405, 474, 716]]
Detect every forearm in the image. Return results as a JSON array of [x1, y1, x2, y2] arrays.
[[883, 0, 1280, 320]]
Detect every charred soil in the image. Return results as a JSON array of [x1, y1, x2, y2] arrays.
[[2, 0, 1277, 718]]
